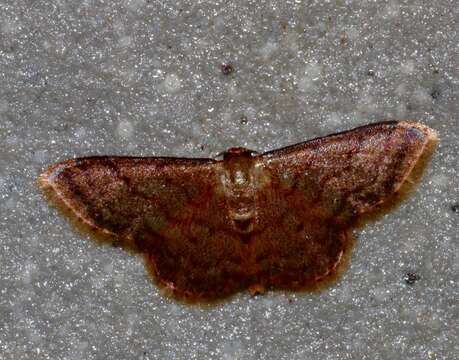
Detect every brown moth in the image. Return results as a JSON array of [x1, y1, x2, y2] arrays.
[[39, 121, 437, 302]]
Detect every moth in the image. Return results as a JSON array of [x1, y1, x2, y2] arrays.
[[40, 121, 437, 301]]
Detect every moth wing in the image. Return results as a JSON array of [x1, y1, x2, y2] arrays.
[[258, 121, 436, 221], [251, 121, 436, 288], [40, 157, 246, 299]]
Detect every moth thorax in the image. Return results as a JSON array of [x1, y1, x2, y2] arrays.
[[220, 155, 258, 233]]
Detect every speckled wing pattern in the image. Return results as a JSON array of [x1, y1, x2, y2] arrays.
[[252, 121, 436, 291], [40, 157, 245, 299], [40, 121, 436, 301]]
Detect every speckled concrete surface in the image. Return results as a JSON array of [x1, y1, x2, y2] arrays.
[[0, 1, 458, 359]]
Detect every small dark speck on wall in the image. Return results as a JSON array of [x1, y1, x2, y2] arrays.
[[450, 203, 459, 213], [404, 272, 420, 285], [221, 63, 234, 75], [430, 89, 441, 100]]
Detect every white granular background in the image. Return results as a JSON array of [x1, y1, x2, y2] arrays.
[[0, 1, 457, 359]]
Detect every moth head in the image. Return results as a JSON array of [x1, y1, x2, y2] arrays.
[[219, 147, 258, 160]]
